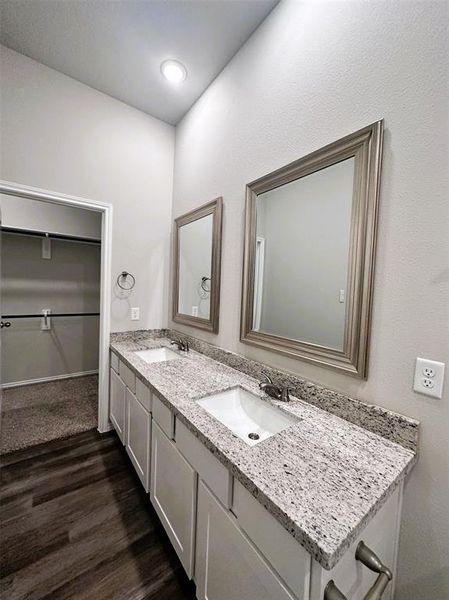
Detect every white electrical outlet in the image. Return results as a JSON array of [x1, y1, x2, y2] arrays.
[[413, 357, 445, 399], [131, 307, 140, 321]]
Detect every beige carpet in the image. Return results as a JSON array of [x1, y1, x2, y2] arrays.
[[1, 374, 98, 455]]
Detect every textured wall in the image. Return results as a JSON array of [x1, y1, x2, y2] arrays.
[[1, 193, 102, 240], [0, 45, 175, 333], [171, 1, 449, 597]]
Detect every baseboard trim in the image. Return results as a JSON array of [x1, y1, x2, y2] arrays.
[[98, 421, 114, 434], [1, 369, 99, 389]]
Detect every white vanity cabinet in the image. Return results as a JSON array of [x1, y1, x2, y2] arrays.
[[110, 350, 120, 373], [109, 351, 404, 600], [195, 478, 401, 600], [109, 355, 152, 491], [232, 480, 311, 598], [150, 420, 197, 577], [196, 481, 298, 600], [109, 367, 127, 444], [126, 387, 151, 491], [309, 485, 402, 600]]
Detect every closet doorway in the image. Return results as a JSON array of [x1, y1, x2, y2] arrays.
[[0, 181, 112, 454]]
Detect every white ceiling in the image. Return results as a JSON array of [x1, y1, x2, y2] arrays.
[[0, 0, 279, 125]]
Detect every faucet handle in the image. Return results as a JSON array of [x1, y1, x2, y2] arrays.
[[171, 338, 189, 352], [281, 387, 290, 402]]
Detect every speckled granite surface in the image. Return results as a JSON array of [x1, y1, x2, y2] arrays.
[[112, 329, 419, 452], [110, 331, 417, 569]]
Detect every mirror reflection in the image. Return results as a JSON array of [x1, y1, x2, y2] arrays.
[[253, 158, 354, 350], [178, 214, 213, 320], [173, 197, 223, 333], [241, 121, 383, 377]]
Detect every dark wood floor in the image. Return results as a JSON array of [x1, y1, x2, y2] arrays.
[[0, 429, 197, 600]]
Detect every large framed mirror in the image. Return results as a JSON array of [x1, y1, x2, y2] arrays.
[[173, 197, 223, 333], [240, 121, 383, 378]]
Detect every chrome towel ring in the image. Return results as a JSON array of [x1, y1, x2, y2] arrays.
[[117, 271, 136, 291]]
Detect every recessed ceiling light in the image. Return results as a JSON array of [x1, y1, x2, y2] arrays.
[[160, 60, 187, 84]]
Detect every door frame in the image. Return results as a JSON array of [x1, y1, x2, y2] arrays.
[[0, 179, 113, 433]]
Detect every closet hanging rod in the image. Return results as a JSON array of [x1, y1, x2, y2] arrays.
[[1, 226, 101, 245], [1, 312, 100, 319]]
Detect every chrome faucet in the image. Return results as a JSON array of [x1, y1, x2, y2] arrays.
[[259, 373, 290, 402], [170, 338, 190, 352]]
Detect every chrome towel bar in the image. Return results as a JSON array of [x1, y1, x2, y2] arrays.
[[324, 541, 393, 600]]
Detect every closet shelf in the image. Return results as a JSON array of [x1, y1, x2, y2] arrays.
[[1, 226, 101, 245], [1, 312, 100, 319]]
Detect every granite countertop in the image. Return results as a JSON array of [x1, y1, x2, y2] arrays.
[[110, 334, 416, 570]]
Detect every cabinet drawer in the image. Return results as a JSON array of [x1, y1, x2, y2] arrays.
[[110, 351, 119, 373], [136, 377, 152, 412], [176, 419, 232, 508], [152, 394, 174, 439], [196, 481, 297, 600], [232, 480, 310, 598], [119, 360, 136, 393]]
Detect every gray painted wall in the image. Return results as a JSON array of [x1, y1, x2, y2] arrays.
[[256, 158, 353, 349], [1, 193, 102, 239], [0, 45, 175, 333], [1, 232, 100, 384], [170, 2, 449, 598]]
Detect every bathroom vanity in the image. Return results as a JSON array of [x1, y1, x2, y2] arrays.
[[109, 333, 417, 600]]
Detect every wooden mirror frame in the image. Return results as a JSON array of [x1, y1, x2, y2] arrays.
[[240, 121, 384, 378], [172, 197, 223, 333]]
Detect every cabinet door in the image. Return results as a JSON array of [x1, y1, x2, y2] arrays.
[[150, 421, 196, 578], [109, 368, 126, 444], [126, 388, 151, 491], [196, 481, 297, 600]]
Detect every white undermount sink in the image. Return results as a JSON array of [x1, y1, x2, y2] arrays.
[[134, 347, 181, 364], [197, 386, 299, 446]]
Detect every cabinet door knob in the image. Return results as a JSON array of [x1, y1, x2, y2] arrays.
[[324, 541, 393, 600]]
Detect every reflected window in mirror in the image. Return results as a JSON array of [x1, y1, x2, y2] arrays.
[[253, 158, 354, 351], [241, 122, 384, 378], [173, 198, 223, 333]]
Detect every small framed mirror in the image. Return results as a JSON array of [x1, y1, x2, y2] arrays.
[[173, 197, 223, 333], [240, 121, 383, 378]]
